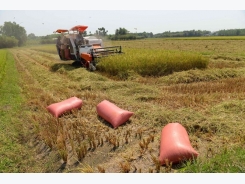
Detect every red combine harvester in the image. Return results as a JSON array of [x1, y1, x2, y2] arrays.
[[54, 25, 123, 71]]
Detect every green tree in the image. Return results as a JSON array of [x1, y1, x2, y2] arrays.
[[115, 27, 128, 35], [97, 27, 108, 36], [1, 21, 27, 46], [0, 25, 3, 34], [27, 33, 37, 39]]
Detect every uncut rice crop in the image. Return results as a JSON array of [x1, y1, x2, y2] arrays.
[[97, 48, 209, 77]]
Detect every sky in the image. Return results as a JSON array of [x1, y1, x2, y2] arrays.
[[1, 1, 245, 36]]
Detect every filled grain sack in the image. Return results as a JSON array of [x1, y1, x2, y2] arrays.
[[159, 122, 198, 165], [96, 100, 134, 128], [47, 97, 83, 118]]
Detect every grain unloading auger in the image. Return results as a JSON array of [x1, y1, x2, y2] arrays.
[[54, 25, 123, 71]]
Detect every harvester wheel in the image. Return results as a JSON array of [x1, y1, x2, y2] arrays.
[[89, 63, 96, 71], [72, 60, 83, 68]]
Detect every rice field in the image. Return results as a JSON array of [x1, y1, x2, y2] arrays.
[[1, 37, 245, 173]]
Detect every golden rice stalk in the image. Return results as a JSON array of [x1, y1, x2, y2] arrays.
[[139, 141, 144, 150], [59, 149, 68, 163], [92, 140, 97, 149], [119, 161, 131, 173], [100, 137, 104, 146], [76, 147, 84, 161], [97, 165, 105, 173], [79, 164, 94, 173], [150, 153, 161, 173], [125, 136, 129, 144]]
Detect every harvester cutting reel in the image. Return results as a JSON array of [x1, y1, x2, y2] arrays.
[[77, 44, 123, 71]]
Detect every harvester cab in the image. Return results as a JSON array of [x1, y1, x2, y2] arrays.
[[54, 29, 69, 60], [54, 25, 123, 71]]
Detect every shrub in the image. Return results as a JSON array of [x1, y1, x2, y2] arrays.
[[0, 36, 18, 48]]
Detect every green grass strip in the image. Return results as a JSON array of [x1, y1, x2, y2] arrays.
[[179, 146, 245, 173], [0, 50, 26, 172]]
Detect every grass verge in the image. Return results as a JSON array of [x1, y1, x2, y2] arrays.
[[0, 50, 36, 172], [179, 146, 245, 173]]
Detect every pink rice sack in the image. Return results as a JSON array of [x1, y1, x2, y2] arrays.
[[47, 97, 83, 118], [96, 100, 134, 128], [159, 122, 198, 165]]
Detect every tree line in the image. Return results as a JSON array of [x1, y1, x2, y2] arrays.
[[0, 21, 245, 48], [154, 29, 245, 37], [0, 22, 27, 48]]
